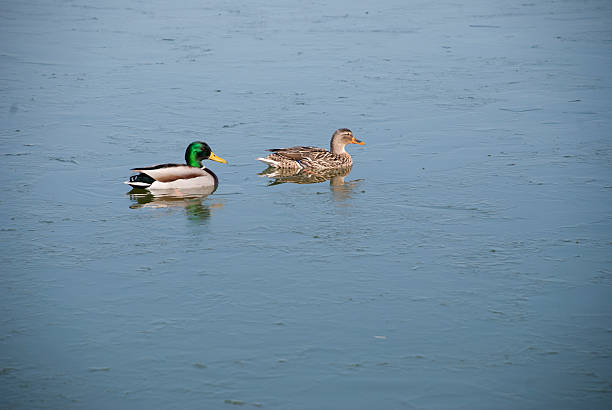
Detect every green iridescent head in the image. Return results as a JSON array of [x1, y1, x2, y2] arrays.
[[184, 141, 227, 167]]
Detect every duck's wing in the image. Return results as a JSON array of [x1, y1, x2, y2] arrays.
[[131, 164, 208, 183], [266, 146, 328, 161]]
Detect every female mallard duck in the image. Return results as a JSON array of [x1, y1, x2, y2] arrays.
[[256, 128, 364, 170], [125, 141, 227, 191]]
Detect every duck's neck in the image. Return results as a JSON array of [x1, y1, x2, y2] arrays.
[[186, 150, 203, 168], [330, 142, 348, 155]]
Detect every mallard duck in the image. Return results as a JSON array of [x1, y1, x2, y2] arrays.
[[256, 128, 364, 170], [125, 141, 227, 191]]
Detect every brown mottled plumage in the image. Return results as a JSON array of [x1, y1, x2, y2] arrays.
[[257, 128, 365, 171]]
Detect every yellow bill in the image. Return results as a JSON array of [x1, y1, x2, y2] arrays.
[[209, 152, 227, 164]]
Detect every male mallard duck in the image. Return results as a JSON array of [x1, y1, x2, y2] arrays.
[[125, 141, 227, 191], [256, 128, 364, 170]]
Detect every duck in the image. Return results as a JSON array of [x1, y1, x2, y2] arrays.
[[125, 141, 227, 191], [256, 128, 364, 171]]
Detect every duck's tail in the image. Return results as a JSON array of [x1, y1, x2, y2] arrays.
[[256, 157, 280, 168], [125, 173, 154, 189]]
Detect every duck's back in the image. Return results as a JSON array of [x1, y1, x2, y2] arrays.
[[131, 164, 209, 182], [259, 146, 352, 170]]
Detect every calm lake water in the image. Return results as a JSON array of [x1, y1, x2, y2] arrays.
[[1, 0, 611, 409]]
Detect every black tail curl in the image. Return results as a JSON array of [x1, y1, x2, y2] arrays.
[[129, 173, 155, 184]]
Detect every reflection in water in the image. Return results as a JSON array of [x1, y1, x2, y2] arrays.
[[329, 175, 364, 203], [259, 166, 353, 185], [259, 166, 364, 202], [127, 188, 222, 221]]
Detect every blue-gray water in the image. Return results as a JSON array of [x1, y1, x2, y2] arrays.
[[1, 0, 611, 409]]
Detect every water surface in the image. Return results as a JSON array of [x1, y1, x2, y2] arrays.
[[1, 0, 611, 409]]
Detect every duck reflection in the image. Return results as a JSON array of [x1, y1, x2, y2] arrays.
[[127, 187, 222, 221], [259, 166, 363, 201]]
